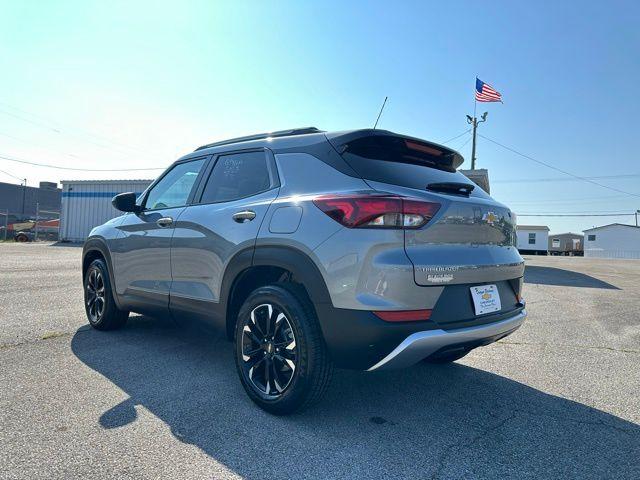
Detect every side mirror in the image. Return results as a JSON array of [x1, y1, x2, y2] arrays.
[[112, 192, 141, 213]]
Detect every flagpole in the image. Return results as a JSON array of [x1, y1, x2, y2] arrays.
[[471, 77, 478, 169], [469, 77, 499, 170], [473, 79, 477, 118]]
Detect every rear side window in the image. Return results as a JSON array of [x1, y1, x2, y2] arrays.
[[200, 151, 276, 203], [340, 136, 482, 194]]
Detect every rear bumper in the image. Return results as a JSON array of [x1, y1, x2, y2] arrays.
[[366, 309, 527, 371], [315, 302, 526, 370]]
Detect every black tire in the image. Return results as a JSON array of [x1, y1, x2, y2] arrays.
[[84, 258, 128, 331], [234, 283, 333, 415], [423, 349, 470, 364], [15, 233, 29, 242]]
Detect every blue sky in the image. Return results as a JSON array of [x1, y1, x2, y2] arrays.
[[1, 1, 639, 232]]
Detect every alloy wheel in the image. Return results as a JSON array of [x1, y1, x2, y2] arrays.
[[86, 268, 106, 323], [241, 303, 298, 397]]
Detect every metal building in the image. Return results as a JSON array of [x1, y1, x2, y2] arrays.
[[59, 179, 152, 242], [583, 223, 640, 259], [0, 180, 61, 217], [0, 180, 62, 240]]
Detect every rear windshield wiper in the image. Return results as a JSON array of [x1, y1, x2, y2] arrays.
[[426, 182, 475, 196]]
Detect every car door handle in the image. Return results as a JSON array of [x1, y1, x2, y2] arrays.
[[232, 210, 256, 223], [156, 217, 174, 228]]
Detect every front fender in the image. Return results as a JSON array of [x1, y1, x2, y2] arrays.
[[82, 237, 123, 310]]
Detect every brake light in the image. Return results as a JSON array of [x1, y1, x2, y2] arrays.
[[373, 310, 432, 322], [405, 140, 443, 156], [313, 194, 440, 229]]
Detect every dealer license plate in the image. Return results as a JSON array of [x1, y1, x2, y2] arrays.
[[470, 284, 501, 315]]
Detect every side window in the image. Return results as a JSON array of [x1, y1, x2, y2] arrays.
[[200, 151, 275, 203], [528, 233, 536, 244], [144, 159, 205, 210], [588, 234, 596, 241]]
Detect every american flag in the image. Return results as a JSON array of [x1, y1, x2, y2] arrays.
[[475, 78, 502, 103]]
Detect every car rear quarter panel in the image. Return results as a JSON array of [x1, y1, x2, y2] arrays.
[[258, 152, 436, 311]]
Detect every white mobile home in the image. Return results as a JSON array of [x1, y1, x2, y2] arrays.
[[60, 179, 152, 242], [583, 223, 640, 259], [516, 225, 549, 255]]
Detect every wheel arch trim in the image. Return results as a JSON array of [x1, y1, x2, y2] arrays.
[[82, 237, 124, 310], [251, 245, 332, 305], [220, 245, 333, 338]]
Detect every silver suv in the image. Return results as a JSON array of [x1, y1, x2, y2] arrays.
[[82, 127, 526, 414]]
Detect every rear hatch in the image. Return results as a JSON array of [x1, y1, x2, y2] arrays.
[[327, 130, 524, 289]]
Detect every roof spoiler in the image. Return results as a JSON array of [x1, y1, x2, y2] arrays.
[[195, 127, 324, 151], [326, 129, 464, 172]]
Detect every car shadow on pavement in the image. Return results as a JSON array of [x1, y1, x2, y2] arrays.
[[524, 266, 620, 290], [71, 315, 639, 479]]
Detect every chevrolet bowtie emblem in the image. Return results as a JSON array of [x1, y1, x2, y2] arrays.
[[483, 212, 497, 225]]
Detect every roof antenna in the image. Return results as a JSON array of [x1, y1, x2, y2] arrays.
[[373, 96, 388, 129]]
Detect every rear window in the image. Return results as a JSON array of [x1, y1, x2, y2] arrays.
[[340, 136, 478, 193]]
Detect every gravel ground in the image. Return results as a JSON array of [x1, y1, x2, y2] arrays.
[[0, 243, 638, 479]]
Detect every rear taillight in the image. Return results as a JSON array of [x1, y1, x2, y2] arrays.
[[313, 194, 440, 229]]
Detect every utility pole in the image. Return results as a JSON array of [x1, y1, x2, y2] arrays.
[[35, 202, 39, 242], [466, 112, 488, 170], [21, 178, 27, 216], [1, 209, 7, 241]]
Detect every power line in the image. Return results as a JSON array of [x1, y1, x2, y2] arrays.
[[0, 130, 81, 160], [493, 173, 640, 184], [0, 102, 165, 158], [517, 208, 635, 214], [0, 108, 61, 133], [444, 133, 472, 151], [517, 213, 635, 217], [0, 167, 24, 182], [0, 153, 164, 172], [519, 210, 632, 214], [440, 129, 470, 144], [0, 107, 157, 160], [0, 129, 166, 169], [508, 195, 631, 205], [479, 133, 640, 198], [457, 136, 472, 150]]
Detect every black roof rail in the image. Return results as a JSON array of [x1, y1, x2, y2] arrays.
[[194, 127, 324, 151]]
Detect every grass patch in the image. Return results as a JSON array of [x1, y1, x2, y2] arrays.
[[41, 331, 67, 340]]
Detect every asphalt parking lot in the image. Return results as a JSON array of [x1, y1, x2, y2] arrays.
[[1, 242, 639, 479]]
